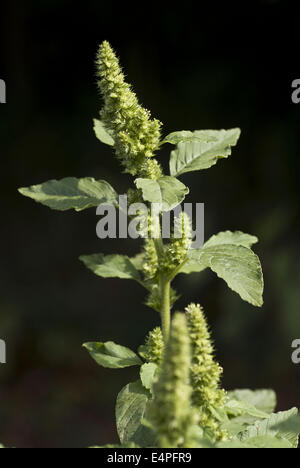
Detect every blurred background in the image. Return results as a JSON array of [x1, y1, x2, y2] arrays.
[[0, 0, 299, 448]]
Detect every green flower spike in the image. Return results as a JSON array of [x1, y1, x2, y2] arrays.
[[149, 313, 197, 448], [185, 303, 227, 442], [96, 41, 162, 179], [139, 327, 164, 366], [161, 211, 192, 275], [143, 238, 159, 281]]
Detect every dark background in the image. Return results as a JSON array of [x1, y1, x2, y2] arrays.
[[0, 0, 299, 448]]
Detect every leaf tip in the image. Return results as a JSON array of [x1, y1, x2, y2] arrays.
[[18, 187, 26, 196]]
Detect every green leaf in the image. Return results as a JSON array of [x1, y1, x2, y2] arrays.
[[135, 176, 189, 211], [93, 119, 115, 146], [130, 253, 146, 271], [180, 231, 259, 276], [221, 420, 250, 438], [228, 389, 277, 415], [140, 363, 157, 391], [163, 130, 221, 145], [90, 443, 139, 448], [138, 345, 148, 361], [169, 128, 241, 177], [203, 231, 258, 249], [225, 399, 269, 419], [179, 259, 207, 275], [116, 381, 155, 446], [217, 440, 252, 448], [273, 415, 300, 435], [209, 405, 229, 423], [218, 436, 293, 449], [187, 243, 264, 307], [240, 408, 299, 448], [245, 436, 293, 448], [83, 342, 142, 369], [18, 177, 118, 212], [79, 254, 142, 282]]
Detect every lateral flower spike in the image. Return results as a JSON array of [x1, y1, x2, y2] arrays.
[[149, 313, 197, 448], [143, 238, 159, 280], [185, 303, 227, 441], [161, 211, 193, 275], [96, 41, 162, 179], [141, 327, 164, 366]]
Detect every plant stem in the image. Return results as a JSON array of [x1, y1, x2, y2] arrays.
[[154, 237, 164, 257], [160, 276, 171, 341], [153, 218, 171, 342], [168, 257, 188, 282]]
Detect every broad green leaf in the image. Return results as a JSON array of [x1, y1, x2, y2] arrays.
[[138, 345, 148, 361], [187, 244, 264, 307], [90, 442, 139, 448], [130, 253, 146, 271], [217, 439, 252, 448], [18, 177, 118, 212], [93, 119, 115, 146], [225, 399, 269, 419], [221, 420, 250, 438], [179, 258, 207, 275], [169, 128, 241, 177], [140, 363, 157, 391], [228, 389, 277, 415], [218, 436, 293, 449], [135, 176, 189, 211], [192, 438, 215, 449], [83, 342, 142, 369], [203, 231, 258, 249], [273, 415, 300, 435], [116, 381, 155, 446], [79, 254, 141, 282], [180, 231, 259, 276], [163, 130, 220, 145], [240, 408, 299, 448], [245, 435, 293, 448], [183, 426, 216, 448]]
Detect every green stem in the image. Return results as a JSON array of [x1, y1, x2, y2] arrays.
[[160, 276, 171, 341], [154, 237, 164, 258], [153, 218, 171, 342], [168, 257, 188, 282]]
